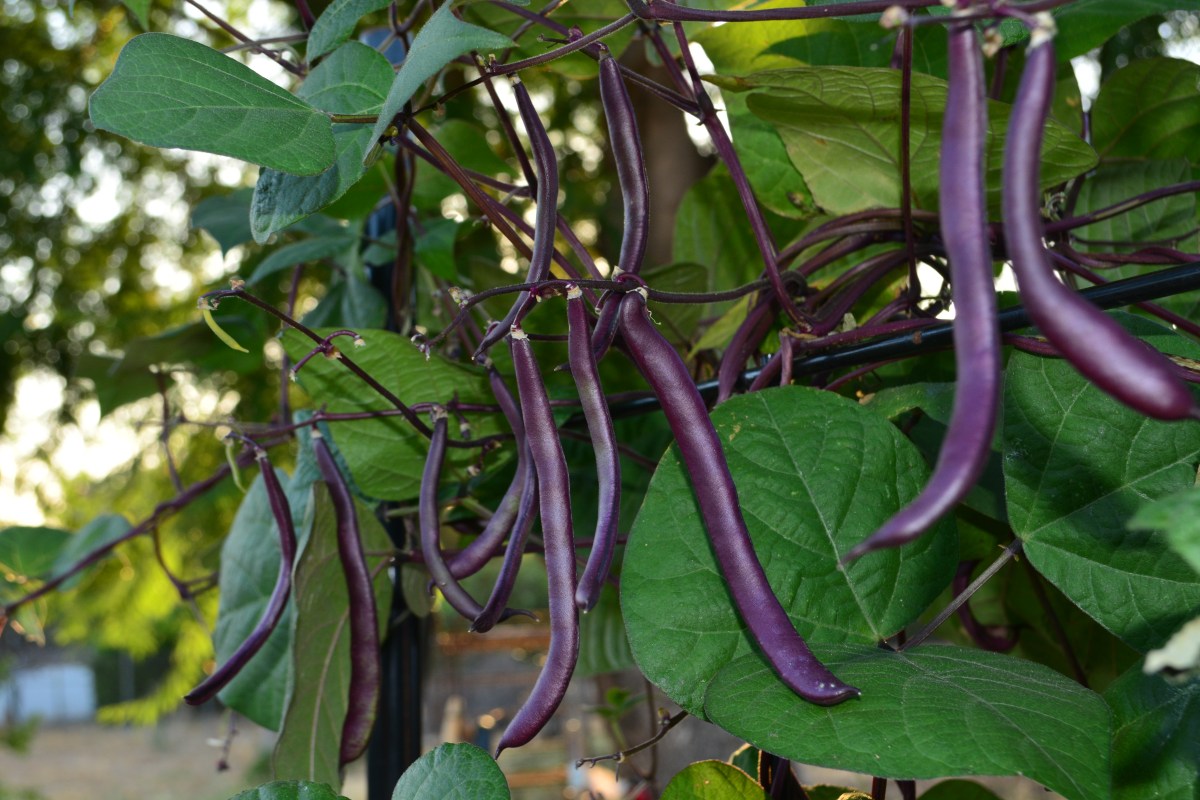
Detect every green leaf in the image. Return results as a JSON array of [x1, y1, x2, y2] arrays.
[[283, 328, 507, 500], [672, 170, 767, 299], [229, 781, 349, 800], [720, 67, 1095, 216], [391, 743, 510, 800], [1073, 160, 1198, 249], [660, 761, 768, 800], [252, 43, 394, 242], [367, 4, 513, 156], [50, 515, 132, 591], [0, 526, 71, 584], [576, 583, 634, 678], [704, 644, 1111, 800], [918, 781, 1005, 800], [273, 484, 393, 784], [622, 387, 956, 716], [414, 218, 460, 280], [1106, 665, 1200, 799], [89, 34, 334, 175], [301, 275, 389, 330], [212, 469, 315, 730], [248, 235, 359, 285], [1003, 334, 1200, 653], [306, 0, 392, 63], [121, 0, 151, 28], [193, 189, 255, 255], [1092, 58, 1200, 163], [1052, 1, 1190, 61], [1129, 487, 1200, 576]]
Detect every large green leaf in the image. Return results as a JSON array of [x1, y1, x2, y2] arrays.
[[1105, 665, 1200, 800], [282, 328, 506, 500], [252, 43, 394, 243], [212, 469, 314, 730], [1092, 58, 1200, 163], [230, 781, 349, 800], [1003, 335, 1200, 653], [622, 388, 956, 716], [306, 0, 392, 62], [367, 4, 513, 154], [391, 743, 510, 799], [717, 67, 1095, 216], [660, 761, 768, 800], [273, 485, 393, 784], [704, 644, 1111, 800], [1052, 1, 1192, 61], [1073, 161, 1198, 251], [89, 34, 334, 175]]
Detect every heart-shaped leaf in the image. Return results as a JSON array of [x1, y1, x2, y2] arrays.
[[90, 34, 334, 175]]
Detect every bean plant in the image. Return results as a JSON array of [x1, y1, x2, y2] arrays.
[[3, 1, 1200, 798]]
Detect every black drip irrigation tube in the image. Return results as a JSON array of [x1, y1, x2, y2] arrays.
[[600, 260, 1200, 420]]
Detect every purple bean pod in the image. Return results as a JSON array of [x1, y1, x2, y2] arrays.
[[566, 285, 622, 611], [717, 295, 778, 404], [311, 430, 381, 765], [420, 409, 491, 621], [185, 448, 297, 705], [843, 10, 1001, 561], [617, 289, 858, 705], [475, 78, 560, 358], [472, 444, 539, 633], [1001, 18, 1196, 421], [590, 289, 623, 361], [599, 47, 650, 278], [447, 367, 529, 578], [496, 326, 580, 754]]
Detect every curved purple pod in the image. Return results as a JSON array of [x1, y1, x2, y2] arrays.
[[475, 79, 560, 358], [420, 410, 491, 621], [312, 430, 381, 765], [590, 289, 623, 361], [447, 367, 528, 579], [717, 295, 777, 404], [473, 444, 539, 634], [185, 449, 297, 705], [844, 11, 1000, 561], [567, 286, 622, 610], [599, 48, 649, 278], [496, 327, 580, 754], [617, 290, 858, 706], [1002, 20, 1195, 421]]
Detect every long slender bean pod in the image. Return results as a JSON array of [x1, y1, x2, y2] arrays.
[[312, 429, 380, 765], [496, 327, 580, 754], [475, 79, 560, 357], [617, 290, 858, 705], [599, 47, 649, 277], [185, 447, 297, 705], [567, 285, 622, 611], [420, 409, 491, 621], [473, 445, 539, 633], [1001, 17, 1196, 421], [448, 367, 528, 578], [717, 295, 777, 403], [844, 9, 1000, 561]]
